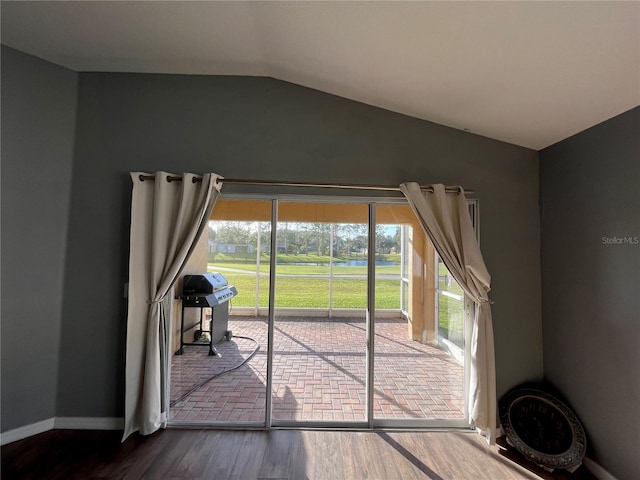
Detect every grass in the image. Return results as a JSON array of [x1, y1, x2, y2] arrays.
[[211, 261, 400, 276], [209, 251, 401, 276], [223, 271, 400, 309], [211, 252, 400, 262], [211, 253, 464, 347], [438, 293, 464, 348]]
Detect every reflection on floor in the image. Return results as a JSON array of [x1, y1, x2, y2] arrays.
[[169, 316, 464, 423]]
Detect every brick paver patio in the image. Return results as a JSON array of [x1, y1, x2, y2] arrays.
[[170, 316, 464, 424]]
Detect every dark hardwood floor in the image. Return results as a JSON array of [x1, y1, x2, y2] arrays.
[[1, 428, 597, 480]]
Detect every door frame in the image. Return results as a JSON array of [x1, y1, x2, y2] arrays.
[[169, 192, 475, 431]]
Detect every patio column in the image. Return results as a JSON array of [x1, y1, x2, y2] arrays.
[[408, 224, 436, 344], [255, 221, 261, 317]]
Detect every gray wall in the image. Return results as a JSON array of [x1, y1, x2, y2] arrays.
[[540, 107, 640, 479], [1, 46, 77, 431], [0, 48, 544, 430], [57, 72, 543, 418]]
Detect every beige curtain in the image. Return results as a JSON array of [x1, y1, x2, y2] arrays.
[[123, 171, 222, 440], [400, 182, 497, 443]]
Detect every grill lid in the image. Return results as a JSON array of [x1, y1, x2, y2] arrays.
[[182, 273, 228, 294], [180, 272, 237, 307]]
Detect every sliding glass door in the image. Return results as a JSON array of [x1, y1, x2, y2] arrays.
[[271, 201, 369, 424], [372, 205, 467, 427], [169, 196, 472, 430], [169, 199, 271, 425]]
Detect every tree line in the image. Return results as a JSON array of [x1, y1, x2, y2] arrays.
[[209, 221, 401, 256]]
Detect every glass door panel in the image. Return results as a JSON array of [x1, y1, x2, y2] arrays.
[[436, 256, 465, 362], [373, 204, 466, 424], [170, 197, 471, 429], [271, 202, 368, 423], [169, 199, 271, 425]]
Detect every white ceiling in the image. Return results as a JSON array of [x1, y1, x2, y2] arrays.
[[2, 1, 639, 150]]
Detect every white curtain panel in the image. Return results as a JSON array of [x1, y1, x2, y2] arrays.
[[400, 182, 497, 443], [123, 171, 222, 440]]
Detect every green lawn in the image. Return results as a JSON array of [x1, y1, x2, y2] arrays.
[[211, 261, 400, 276], [222, 271, 400, 309], [210, 253, 401, 275], [211, 254, 464, 347], [211, 252, 400, 263], [438, 294, 465, 348]]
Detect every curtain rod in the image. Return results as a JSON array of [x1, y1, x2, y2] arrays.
[[138, 175, 473, 195]]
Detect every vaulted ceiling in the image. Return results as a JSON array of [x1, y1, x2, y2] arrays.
[[2, 1, 638, 150]]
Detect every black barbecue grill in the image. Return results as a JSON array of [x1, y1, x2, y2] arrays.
[[175, 273, 238, 357]]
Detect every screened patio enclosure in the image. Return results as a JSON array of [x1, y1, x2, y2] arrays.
[[169, 197, 469, 428]]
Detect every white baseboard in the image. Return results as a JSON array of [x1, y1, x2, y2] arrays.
[[1, 417, 124, 445], [0, 417, 55, 445], [583, 457, 618, 480], [54, 417, 124, 430]]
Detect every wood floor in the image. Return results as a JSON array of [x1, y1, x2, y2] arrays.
[[1, 428, 596, 480]]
